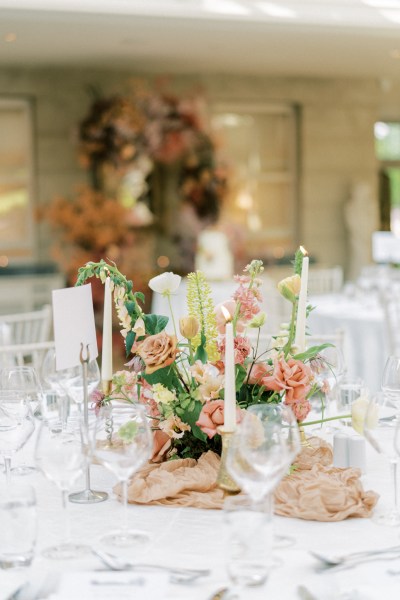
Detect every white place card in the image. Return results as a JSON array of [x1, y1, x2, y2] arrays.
[[54, 571, 168, 600], [52, 284, 98, 371]]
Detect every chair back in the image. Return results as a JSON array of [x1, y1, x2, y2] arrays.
[[0, 340, 55, 373], [307, 267, 343, 295], [0, 305, 52, 345], [379, 287, 400, 356]]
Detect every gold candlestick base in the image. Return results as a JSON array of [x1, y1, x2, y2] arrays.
[[299, 424, 312, 448], [102, 380, 112, 395], [216, 427, 241, 494]]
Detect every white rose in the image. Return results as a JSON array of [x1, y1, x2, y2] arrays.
[[149, 272, 181, 296]]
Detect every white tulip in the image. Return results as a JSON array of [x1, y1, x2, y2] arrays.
[[149, 272, 181, 296]]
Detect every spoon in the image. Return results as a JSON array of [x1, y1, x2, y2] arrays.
[[92, 548, 210, 584], [310, 545, 400, 567]]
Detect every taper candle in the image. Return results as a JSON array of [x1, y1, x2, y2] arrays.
[[221, 307, 236, 431], [294, 247, 309, 353], [101, 276, 113, 382]]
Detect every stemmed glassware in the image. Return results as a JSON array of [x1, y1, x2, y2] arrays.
[[87, 403, 152, 547], [225, 403, 300, 593], [363, 393, 400, 526], [382, 356, 400, 415], [34, 408, 89, 559], [311, 345, 345, 430], [1, 366, 42, 474], [42, 347, 100, 423], [0, 392, 35, 483]]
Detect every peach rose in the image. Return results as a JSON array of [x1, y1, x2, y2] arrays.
[[262, 357, 312, 404], [135, 331, 178, 375], [151, 429, 171, 463], [247, 362, 271, 385], [196, 399, 243, 439]]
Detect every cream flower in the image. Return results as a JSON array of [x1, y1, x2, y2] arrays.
[[352, 396, 378, 435], [152, 383, 176, 405], [277, 275, 301, 303], [159, 414, 191, 439], [198, 375, 224, 402], [149, 272, 181, 296], [249, 312, 267, 328], [133, 316, 146, 338]]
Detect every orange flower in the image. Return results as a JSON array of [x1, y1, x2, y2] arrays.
[[135, 331, 178, 374]]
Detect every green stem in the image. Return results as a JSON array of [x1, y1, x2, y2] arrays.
[[166, 293, 177, 337], [283, 298, 298, 359], [300, 414, 351, 427]]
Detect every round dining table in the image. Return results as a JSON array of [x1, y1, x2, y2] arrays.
[[2, 428, 400, 600]]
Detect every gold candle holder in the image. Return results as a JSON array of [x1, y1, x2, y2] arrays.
[[102, 380, 112, 395], [216, 427, 241, 494], [299, 424, 312, 448]]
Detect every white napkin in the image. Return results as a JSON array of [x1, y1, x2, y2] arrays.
[[0, 572, 28, 600]]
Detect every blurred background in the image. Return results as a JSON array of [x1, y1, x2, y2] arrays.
[[1, 0, 400, 318]]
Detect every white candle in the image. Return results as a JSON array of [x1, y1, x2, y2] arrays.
[[295, 250, 309, 353], [101, 276, 113, 382], [223, 319, 236, 431]]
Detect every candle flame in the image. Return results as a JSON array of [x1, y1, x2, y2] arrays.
[[221, 305, 232, 322], [299, 245, 308, 256]]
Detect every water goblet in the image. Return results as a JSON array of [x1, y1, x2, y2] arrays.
[[88, 403, 152, 547], [363, 393, 400, 526], [34, 414, 90, 559], [0, 392, 35, 483], [311, 345, 345, 431]]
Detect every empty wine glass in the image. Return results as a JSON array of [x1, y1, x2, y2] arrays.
[[0, 392, 35, 483], [61, 360, 100, 412], [382, 356, 400, 415], [1, 366, 42, 475], [34, 413, 89, 559], [41, 349, 71, 431], [226, 403, 300, 567], [363, 393, 399, 526], [87, 403, 152, 547], [311, 345, 345, 430]]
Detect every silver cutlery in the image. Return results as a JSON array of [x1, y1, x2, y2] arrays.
[[310, 545, 400, 567], [92, 548, 210, 584]]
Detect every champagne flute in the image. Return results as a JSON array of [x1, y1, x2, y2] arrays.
[[34, 414, 90, 559], [363, 394, 400, 526], [88, 403, 152, 547], [382, 356, 400, 415], [0, 392, 35, 483]]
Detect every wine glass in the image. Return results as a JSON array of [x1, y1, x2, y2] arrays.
[[225, 403, 300, 590], [34, 413, 90, 559], [41, 349, 71, 431], [0, 392, 35, 483], [42, 348, 100, 424], [363, 393, 400, 526], [1, 366, 42, 474], [382, 356, 400, 415], [88, 403, 152, 547]]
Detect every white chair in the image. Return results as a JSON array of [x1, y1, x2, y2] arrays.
[[0, 305, 52, 345], [379, 287, 400, 356], [0, 340, 55, 372], [307, 267, 343, 295]]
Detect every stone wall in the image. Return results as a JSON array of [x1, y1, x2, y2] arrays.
[[0, 67, 393, 278]]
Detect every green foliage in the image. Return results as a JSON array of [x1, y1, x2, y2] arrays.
[[186, 271, 219, 362], [293, 343, 333, 362], [144, 314, 169, 335], [125, 330, 136, 357]]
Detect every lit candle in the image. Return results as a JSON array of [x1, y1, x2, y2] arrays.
[[101, 276, 113, 383], [295, 247, 309, 353], [221, 306, 236, 431]]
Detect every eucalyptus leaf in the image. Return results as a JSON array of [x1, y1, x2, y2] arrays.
[[293, 343, 333, 362], [144, 314, 169, 335]]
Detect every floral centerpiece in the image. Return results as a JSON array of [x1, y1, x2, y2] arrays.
[[77, 251, 338, 462]]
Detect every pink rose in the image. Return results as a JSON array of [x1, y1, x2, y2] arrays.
[[196, 400, 225, 438], [196, 399, 242, 439], [214, 301, 245, 334], [247, 362, 271, 385], [135, 331, 178, 375], [262, 357, 312, 404]]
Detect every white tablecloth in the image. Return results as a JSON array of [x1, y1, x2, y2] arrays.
[[2, 430, 400, 600], [308, 294, 388, 393]]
